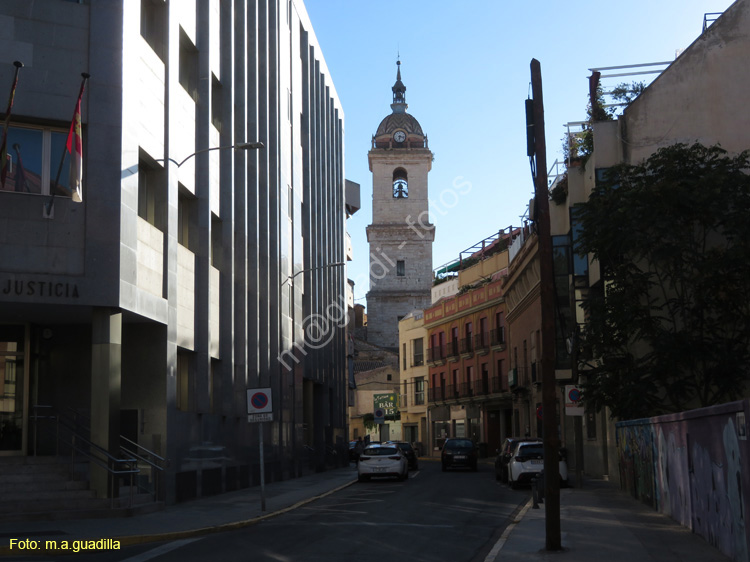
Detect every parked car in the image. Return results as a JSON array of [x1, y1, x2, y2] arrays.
[[494, 437, 542, 482], [507, 441, 569, 489], [387, 441, 419, 470], [441, 438, 478, 472], [358, 443, 408, 482]]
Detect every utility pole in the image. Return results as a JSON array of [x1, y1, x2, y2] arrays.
[[529, 58, 562, 551]]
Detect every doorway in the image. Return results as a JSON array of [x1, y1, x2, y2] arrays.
[[0, 325, 28, 455]]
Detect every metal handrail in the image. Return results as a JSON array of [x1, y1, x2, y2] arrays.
[[120, 435, 165, 501], [31, 405, 143, 508]]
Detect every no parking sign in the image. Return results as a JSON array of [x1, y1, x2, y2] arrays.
[[565, 385, 584, 417], [247, 387, 273, 422]]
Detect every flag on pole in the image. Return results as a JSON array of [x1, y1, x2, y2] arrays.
[[67, 80, 85, 203], [1, 61, 24, 190]]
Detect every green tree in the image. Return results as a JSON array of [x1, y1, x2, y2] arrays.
[[576, 143, 750, 419]]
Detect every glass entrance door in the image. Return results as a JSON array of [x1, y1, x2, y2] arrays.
[[0, 326, 27, 454]]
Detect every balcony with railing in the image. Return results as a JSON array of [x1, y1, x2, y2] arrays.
[[459, 381, 473, 398], [490, 328, 506, 349], [428, 386, 446, 403], [444, 384, 460, 401], [459, 337, 473, 357], [474, 332, 489, 355], [446, 340, 459, 361], [413, 391, 425, 406], [427, 345, 445, 365]]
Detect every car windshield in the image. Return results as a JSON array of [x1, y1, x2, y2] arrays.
[[394, 443, 412, 452], [518, 444, 543, 456], [447, 439, 473, 449], [363, 447, 397, 456]]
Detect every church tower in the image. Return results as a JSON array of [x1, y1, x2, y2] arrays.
[[366, 61, 434, 349]]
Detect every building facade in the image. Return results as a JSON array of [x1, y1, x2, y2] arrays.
[[366, 62, 434, 350], [397, 310, 428, 454], [0, 0, 348, 504], [424, 246, 512, 455]]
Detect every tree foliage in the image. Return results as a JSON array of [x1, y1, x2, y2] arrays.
[[576, 143, 750, 419]]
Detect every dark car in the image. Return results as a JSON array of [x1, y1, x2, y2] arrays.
[[494, 437, 542, 482], [387, 441, 419, 470], [441, 438, 478, 471]]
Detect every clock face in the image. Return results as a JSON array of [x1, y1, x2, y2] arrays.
[[393, 131, 406, 143]]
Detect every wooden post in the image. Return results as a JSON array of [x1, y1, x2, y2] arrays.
[[530, 58, 561, 551]]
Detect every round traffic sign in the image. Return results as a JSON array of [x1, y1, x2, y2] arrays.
[[568, 388, 582, 403], [251, 392, 269, 410], [374, 408, 385, 418], [536, 405, 543, 420]]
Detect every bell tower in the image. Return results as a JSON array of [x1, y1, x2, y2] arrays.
[[366, 60, 434, 350]]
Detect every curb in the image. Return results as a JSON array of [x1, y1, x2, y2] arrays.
[[0, 478, 358, 557], [483, 498, 533, 562]]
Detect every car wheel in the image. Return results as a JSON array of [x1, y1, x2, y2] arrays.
[[509, 479, 519, 490]]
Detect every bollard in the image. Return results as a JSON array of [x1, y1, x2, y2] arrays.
[[537, 470, 545, 504], [531, 476, 539, 509]]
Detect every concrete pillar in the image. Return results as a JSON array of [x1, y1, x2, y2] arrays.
[[90, 307, 122, 499]]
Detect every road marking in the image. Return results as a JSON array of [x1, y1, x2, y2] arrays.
[[399, 242, 406, 249], [320, 522, 454, 528], [121, 538, 202, 562], [483, 498, 532, 562]]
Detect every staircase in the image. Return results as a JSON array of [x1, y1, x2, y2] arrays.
[[0, 456, 163, 522]]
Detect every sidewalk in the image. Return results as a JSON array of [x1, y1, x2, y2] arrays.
[[1, 464, 731, 561], [492, 478, 731, 562], [0, 464, 359, 555]]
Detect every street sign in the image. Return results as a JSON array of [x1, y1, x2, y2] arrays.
[[247, 388, 273, 423], [565, 385, 584, 417], [373, 393, 398, 417], [374, 407, 385, 425]]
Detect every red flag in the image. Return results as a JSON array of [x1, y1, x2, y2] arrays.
[[1, 61, 23, 190], [67, 88, 84, 202]]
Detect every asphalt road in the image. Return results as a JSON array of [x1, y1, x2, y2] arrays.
[[70, 461, 528, 562]]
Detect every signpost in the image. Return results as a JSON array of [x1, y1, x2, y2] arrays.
[[565, 385, 584, 416], [247, 388, 273, 511]]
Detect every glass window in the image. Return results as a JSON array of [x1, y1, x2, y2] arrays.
[[179, 28, 199, 101], [570, 205, 588, 277], [396, 260, 405, 276], [141, 0, 167, 61], [1, 125, 73, 196]]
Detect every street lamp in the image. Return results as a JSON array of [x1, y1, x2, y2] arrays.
[[281, 261, 346, 287], [161, 141, 265, 168]]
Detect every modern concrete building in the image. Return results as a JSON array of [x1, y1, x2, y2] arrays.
[[366, 61, 434, 350], [0, 0, 348, 506]]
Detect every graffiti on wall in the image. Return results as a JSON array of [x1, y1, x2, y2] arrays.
[[617, 401, 750, 562]]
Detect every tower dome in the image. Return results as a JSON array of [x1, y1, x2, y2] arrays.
[[372, 60, 427, 149]]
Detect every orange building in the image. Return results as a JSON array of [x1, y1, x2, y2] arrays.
[[424, 264, 512, 456]]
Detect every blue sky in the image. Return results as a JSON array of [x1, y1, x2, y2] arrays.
[[302, 0, 735, 305]]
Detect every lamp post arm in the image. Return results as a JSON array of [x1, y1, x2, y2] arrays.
[[155, 142, 265, 168], [281, 262, 346, 287]]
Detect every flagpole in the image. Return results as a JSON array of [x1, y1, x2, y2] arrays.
[[45, 72, 89, 217], [0, 60, 24, 190]]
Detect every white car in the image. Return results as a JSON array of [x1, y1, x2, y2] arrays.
[[358, 443, 408, 482], [507, 441, 569, 489]]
